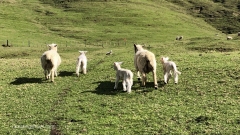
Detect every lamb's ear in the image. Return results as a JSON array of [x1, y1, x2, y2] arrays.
[[54, 44, 57, 47], [84, 51, 88, 54], [119, 62, 123, 65]]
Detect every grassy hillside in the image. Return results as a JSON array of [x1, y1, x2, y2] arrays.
[[0, 0, 239, 134]]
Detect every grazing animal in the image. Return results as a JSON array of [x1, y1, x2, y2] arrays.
[[176, 36, 183, 40], [106, 50, 112, 55], [41, 43, 61, 82], [113, 62, 133, 93], [134, 44, 158, 89], [76, 51, 88, 77], [160, 57, 181, 84], [227, 36, 233, 40]]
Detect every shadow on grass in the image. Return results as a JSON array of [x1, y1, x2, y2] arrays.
[[87, 80, 165, 95], [10, 77, 42, 85], [59, 71, 75, 77]]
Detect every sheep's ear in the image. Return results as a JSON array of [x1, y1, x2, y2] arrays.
[[84, 51, 88, 53], [54, 44, 57, 47], [119, 62, 123, 65]]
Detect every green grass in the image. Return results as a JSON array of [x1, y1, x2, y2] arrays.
[[0, 0, 239, 134]]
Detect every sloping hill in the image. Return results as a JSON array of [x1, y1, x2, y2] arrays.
[[0, 0, 224, 46]]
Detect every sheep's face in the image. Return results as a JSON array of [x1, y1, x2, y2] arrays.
[[134, 44, 144, 53], [48, 43, 58, 51]]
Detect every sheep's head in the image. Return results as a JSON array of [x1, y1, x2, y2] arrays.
[[161, 57, 169, 64], [48, 43, 58, 51], [134, 44, 144, 53], [113, 62, 123, 70], [79, 51, 88, 55]]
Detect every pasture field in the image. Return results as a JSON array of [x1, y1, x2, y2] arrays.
[[0, 39, 240, 134], [0, 0, 239, 134]]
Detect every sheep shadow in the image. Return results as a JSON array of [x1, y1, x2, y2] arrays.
[[58, 71, 75, 77], [10, 77, 42, 85], [90, 81, 124, 95]]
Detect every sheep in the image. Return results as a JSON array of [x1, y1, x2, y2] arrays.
[[238, 32, 240, 36], [160, 57, 181, 84], [134, 44, 158, 89], [176, 36, 183, 40], [227, 36, 233, 40], [113, 62, 133, 93], [76, 51, 88, 77], [41, 43, 61, 82], [106, 50, 112, 55]]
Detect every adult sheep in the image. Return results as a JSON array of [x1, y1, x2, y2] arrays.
[[41, 43, 61, 82], [134, 44, 158, 89]]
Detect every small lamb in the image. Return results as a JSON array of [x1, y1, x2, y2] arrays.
[[76, 51, 87, 77], [160, 57, 181, 84], [113, 62, 133, 93]]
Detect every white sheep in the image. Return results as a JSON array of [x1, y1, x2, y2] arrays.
[[134, 44, 158, 89], [176, 36, 183, 40], [113, 62, 133, 93], [106, 50, 112, 55], [41, 43, 61, 82], [76, 51, 88, 77], [227, 36, 233, 40], [160, 57, 181, 84]]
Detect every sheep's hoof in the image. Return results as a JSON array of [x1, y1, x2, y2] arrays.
[[154, 86, 158, 89], [137, 78, 141, 81]]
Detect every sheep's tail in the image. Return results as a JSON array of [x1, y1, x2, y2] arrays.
[[44, 54, 53, 69], [173, 64, 181, 75]]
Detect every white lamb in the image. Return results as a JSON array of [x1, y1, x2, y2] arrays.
[[41, 43, 61, 82], [76, 51, 88, 77], [160, 57, 181, 84], [113, 62, 133, 93], [134, 44, 158, 89]]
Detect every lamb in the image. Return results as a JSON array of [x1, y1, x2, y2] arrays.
[[106, 50, 112, 55], [134, 44, 158, 89], [113, 62, 133, 93], [160, 57, 181, 84], [76, 51, 88, 77], [41, 43, 61, 82]]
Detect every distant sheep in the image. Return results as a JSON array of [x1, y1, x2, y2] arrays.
[[76, 51, 88, 77], [238, 32, 240, 36], [176, 36, 183, 40], [160, 57, 181, 84], [41, 43, 61, 82], [134, 44, 158, 89], [106, 50, 112, 55], [227, 36, 233, 40], [113, 62, 133, 93]]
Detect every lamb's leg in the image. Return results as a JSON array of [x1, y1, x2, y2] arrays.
[[164, 72, 168, 84], [47, 69, 51, 80], [76, 64, 80, 77], [44, 70, 48, 80], [167, 72, 171, 83], [114, 77, 119, 90], [82, 64, 87, 74], [126, 79, 131, 93], [122, 80, 127, 91], [174, 72, 178, 84]]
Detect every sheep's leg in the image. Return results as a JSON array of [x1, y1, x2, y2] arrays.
[[114, 77, 119, 90], [152, 70, 158, 89], [47, 69, 51, 80], [141, 72, 146, 87], [51, 69, 55, 82], [122, 80, 127, 91], [137, 71, 141, 81], [167, 72, 171, 83], [54, 69, 58, 77]]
